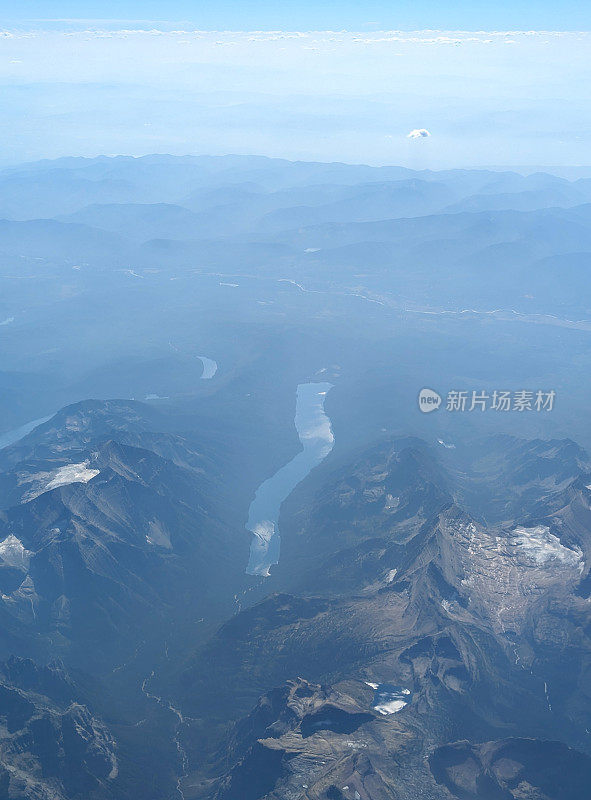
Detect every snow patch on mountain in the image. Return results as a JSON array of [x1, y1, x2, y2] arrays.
[[371, 684, 411, 715], [145, 520, 172, 549], [512, 525, 583, 568], [22, 461, 100, 502], [0, 535, 32, 569]]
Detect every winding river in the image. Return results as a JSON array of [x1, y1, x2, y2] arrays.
[[246, 382, 334, 576]]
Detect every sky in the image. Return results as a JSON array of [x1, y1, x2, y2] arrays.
[[3, 0, 591, 31], [1, 3, 590, 168]]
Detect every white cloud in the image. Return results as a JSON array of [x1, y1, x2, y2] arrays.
[[407, 128, 431, 139]]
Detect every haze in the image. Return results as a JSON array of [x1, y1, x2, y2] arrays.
[[1, 26, 590, 167]]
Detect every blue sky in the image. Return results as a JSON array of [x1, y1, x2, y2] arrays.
[[3, 0, 591, 31]]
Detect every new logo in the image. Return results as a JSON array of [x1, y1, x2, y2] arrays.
[[418, 388, 442, 413]]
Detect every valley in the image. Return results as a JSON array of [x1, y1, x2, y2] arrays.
[[1, 155, 591, 799]]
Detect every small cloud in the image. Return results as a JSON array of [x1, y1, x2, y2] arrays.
[[407, 128, 431, 139]]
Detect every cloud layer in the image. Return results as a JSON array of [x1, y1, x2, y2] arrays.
[[0, 29, 589, 167]]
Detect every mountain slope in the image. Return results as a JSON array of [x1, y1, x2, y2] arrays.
[[179, 435, 591, 799]]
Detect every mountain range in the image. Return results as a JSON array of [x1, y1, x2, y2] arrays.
[[1, 154, 591, 798]]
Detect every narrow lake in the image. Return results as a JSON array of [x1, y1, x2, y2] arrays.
[[198, 356, 218, 379], [246, 382, 334, 576], [0, 416, 53, 451]]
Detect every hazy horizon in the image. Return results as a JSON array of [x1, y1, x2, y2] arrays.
[[4, 152, 591, 181], [1, 25, 590, 169]]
